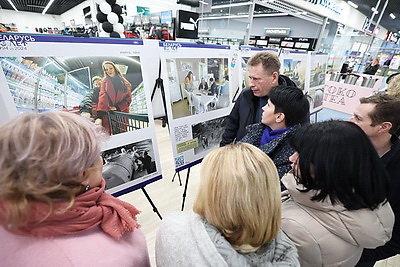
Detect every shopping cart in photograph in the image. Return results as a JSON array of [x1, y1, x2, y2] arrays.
[[108, 111, 149, 135]]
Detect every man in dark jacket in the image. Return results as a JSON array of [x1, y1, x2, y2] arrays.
[[220, 51, 298, 146], [349, 94, 400, 266]]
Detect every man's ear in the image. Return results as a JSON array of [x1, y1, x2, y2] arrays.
[[272, 71, 279, 83], [380, 122, 392, 133]]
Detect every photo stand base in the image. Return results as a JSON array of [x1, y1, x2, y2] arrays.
[[141, 187, 162, 220], [172, 171, 182, 186], [181, 167, 191, 211]]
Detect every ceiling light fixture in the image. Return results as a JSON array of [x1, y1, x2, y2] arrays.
[[390, 13, 396, 19], [6, 0, 19, 12], [371, 7, 378, 14], [42, 0, 56, 15], [348, 1, 358, 9]]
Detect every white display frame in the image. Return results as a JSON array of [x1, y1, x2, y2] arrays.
[[0, 33, 163, 196], [159, 42, 234, 171]]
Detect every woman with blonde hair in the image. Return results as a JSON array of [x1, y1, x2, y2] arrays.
[[0, 111, 150, 266], [95, 60, 132, 134], [156, 143, 299, 266]]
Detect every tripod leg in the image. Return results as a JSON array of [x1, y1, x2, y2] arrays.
[[141, 187, 162, 220], [181, 167, 191, 211], [178, 172, 182, 186], [172, 171, 182, 186]]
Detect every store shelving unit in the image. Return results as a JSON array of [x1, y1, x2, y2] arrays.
[[0, 57, 89, 113]]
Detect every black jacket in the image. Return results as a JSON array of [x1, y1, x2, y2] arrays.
[[220, 75, 296, 146], [357, 135, 400, 265]]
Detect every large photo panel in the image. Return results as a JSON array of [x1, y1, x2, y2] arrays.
[[0, 33, 162, 195], [305, 52, 328, 113], [160, 42, 234, 171]]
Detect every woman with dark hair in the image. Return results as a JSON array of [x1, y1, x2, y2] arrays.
[[95, 61, 132, 134], [281, 120, 394, 267]]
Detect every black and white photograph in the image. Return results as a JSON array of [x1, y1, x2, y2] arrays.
[[102, 139, 157, 190], [191, 116, 227, 155]]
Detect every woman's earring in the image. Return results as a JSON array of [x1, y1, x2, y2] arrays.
[[84, 184, 90, 192]]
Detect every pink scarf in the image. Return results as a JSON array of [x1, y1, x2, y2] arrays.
[[1, 180, 140, 239]]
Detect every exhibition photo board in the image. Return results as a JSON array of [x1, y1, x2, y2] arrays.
[[159, 42, 235, 171], [0, 33, 162, 196], [306, 52, 328, 113]]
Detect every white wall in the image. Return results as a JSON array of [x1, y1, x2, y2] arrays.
[[0, 10, 63, 33], [60, 0, 95, 27]]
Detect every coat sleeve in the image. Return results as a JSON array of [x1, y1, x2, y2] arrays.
[[220, 96, 242, 146], [96, 81, 111, 119], [281, 199, 323, 266], [79, 90, 94, 113], [115, 90, 132, 112]]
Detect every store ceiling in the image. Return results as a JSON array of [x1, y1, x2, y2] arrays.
[[347, 0, 400, 33], [0, 0, 399, 34], [0, 0, 86, 15]]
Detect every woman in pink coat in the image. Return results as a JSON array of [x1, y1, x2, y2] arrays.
[[95, 60, 132, 134], [0, 111, 150, 267]]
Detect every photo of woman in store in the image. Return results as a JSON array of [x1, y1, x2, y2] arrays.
[[95, 61, 132, 134]]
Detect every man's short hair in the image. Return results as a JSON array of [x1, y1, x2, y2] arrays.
[[269, 85, 309, 127], [360, 93, 400, 135], [247, 51, 280, 75]]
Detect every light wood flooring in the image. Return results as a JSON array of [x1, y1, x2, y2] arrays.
[[119, 119, 400, 267]]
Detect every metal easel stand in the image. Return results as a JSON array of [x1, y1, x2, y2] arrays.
[[150, 60, 182, 186], [181, 167, 191, 211], [172, 171, 182, 186], [140, 187, 162, 220]]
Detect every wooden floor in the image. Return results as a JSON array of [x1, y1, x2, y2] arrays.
[[118, 119, 400, 267]]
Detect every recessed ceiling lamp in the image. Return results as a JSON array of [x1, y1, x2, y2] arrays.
[[390, 13, 396, 19], [371, 7, 378, 14], [42, 0, 56, 15], [348, 1, 358, 9], [6, 0, 19, 12]]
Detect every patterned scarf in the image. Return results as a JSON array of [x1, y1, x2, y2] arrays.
[[0, 179, 140, 239]]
